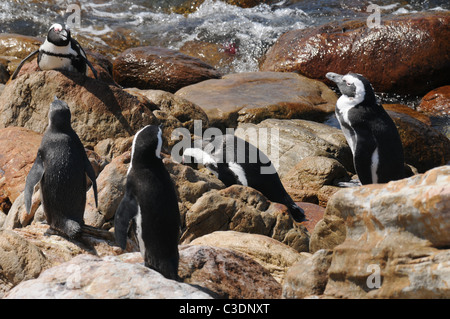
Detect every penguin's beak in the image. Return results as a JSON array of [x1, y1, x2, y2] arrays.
[[59, 29, 68, 40], [326, 72, 344, 84]]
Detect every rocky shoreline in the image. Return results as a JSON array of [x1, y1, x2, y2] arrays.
[[0, 10, 449, 299]]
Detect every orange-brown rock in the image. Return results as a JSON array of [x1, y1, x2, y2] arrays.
[[0, 127, 42, 210], [0, 70, 158, 146], [417, 85, 450, 117], [261, 12, 450, 95], [112, 46, 222, 93], [176, 72, 338, 129]]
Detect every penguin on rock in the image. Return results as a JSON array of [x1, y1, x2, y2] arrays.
[[182, 134, 306, 223], [114, 125, 181, 281], [11, 23, 97, 80], [326, 72, 405, 185], [24, 97, 98, 238]]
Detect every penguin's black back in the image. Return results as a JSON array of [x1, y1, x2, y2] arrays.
[[39, 126, 88, 227], [346, 99, 405, 184]]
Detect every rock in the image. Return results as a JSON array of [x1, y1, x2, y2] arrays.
[[12, 222, 135, 266], [0, 70, 158, 147], [94, 136, 134, 161], [0, 229, 49, 298], [84, 152, 130, 229], [382, 104, 431, 126], [309, 191, 347, 254], [387, 110, 450, 172], [190, 231, 309, 283], [261, 12, 450, 95], [5, 254, 213, 299], [0, 127, 42, 212], [282, 156, 351, 207], [322, 165, 450, 298], [418, 86, 450, 117], [296, 202, 325, 234], [0, 33, 42, 61], [176, 72, 337, 129], [180, 40, 236, 73], [235, 119, 353, 178], [282, 249, 333, 299], [112, 46, 222, 93], [181, 185, 310, 253], [417, 86, 450, 139], [125, 88, 210, 150], [179, 245, 281, 299]]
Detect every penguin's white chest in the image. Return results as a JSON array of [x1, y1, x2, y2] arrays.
[[39, 40, 76, 72], [336, 96, 358, 154], [135, 205, 146, 258]]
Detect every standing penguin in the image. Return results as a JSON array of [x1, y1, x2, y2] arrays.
[[24, 97, 98, 238], [325, 72, 405, 184], [11, 23, 97, 80], [114, 125, 181, 281], [183, 134, 306, 223]]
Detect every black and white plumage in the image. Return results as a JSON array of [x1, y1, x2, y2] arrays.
[[326, 72, 405, 185], [114, 125, 181, 281], [183, 134, 306, 223], [11, 23, 97, 80], [24, 97, 98, 238]]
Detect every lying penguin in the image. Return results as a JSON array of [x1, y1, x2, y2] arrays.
[[183, 134, 306, 223], [11, 23, 97, 80]]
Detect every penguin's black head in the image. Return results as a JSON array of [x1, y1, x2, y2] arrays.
[[131, 125, 163, 165], [326, 72, 376, 104], [47, 23, 71, 47], [49, 97, 71, 130]]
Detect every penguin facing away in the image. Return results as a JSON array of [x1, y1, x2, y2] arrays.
[[11, 23, 97, 80], [24, 97, 98, 238], [325, 72, 405, 185], [183, 134, 306, 223], [114, 125, 181, 281]]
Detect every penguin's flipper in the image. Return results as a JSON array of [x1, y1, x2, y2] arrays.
[[82, 55, 98, 79], [85, 157, 98, 208], [71, 38, 98, 79], [10, 49, 39, 80], [24, 151, 45, 215], [354, 133, 377, 185], [114, 190, 139, 249]]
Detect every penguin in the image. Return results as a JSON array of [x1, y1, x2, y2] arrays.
[[182, 134, 306, 223], [114, 125, 181, 281], [11, 23, 97, 80], [24, 97, 98, 238], [325, 72, 405, 184]]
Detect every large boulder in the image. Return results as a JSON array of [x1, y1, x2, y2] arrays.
[[112, 46, 222, 93], [176, 72, 337, 129], [310, 165, 450, 298], [261, 12, 450, 95], [0, 70, 158, 147], [4, 253, 213, 299]]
